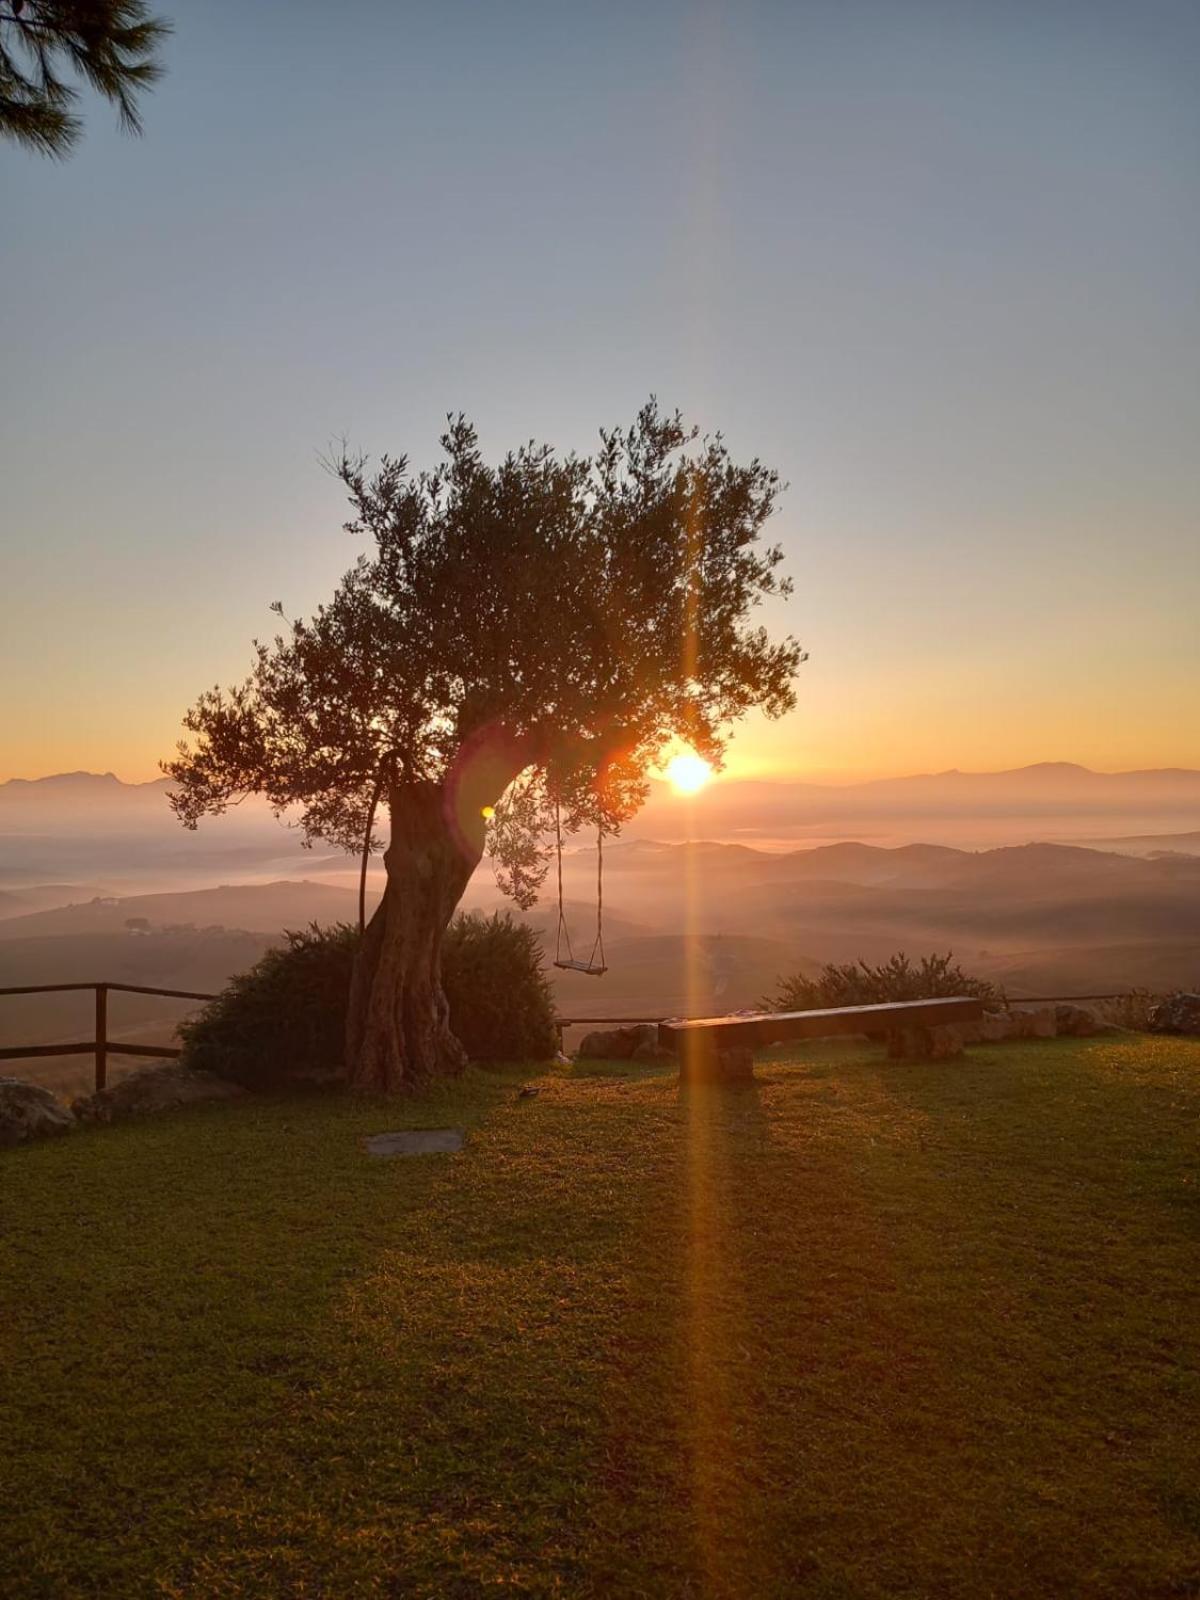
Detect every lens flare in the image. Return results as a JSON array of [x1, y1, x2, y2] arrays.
[[665, 752, 713, 795]]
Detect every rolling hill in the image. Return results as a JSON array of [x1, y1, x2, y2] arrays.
[[3, 771, 1198, 1086], [0, 880, 374, 942]]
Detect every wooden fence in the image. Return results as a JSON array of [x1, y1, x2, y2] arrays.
[[0, 982, 216, 1092], [0, 982, 1135, 1096], [0, 983, 679, 1093]]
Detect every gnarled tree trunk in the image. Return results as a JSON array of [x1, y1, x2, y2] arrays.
[[345, 731, 532, 1093]]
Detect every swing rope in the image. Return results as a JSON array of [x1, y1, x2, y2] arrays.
[[590, 827, 605, 972], [554, 797, 575, 966], [553, 796, 607, 976]]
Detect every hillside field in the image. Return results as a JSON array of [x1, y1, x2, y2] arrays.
[[2, 1033, 1198, 1597]]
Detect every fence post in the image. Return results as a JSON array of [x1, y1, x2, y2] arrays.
[[95, 984, 107, 1092]]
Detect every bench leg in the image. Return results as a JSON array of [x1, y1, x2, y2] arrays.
[[886, 1024, 965, 1061], [677, 1036, 756, 1084]]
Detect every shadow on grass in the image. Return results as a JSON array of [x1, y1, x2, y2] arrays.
[[871, 1034, 1200, 1570], [0, 1070, 521, 1596], [580, 1039, 1200, 1598], [151, 1062, 682, 1595], [562, 1054, 676, 1082], [5, 1042, 1198, 1597]]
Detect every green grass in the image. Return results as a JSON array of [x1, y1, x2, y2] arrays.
[[2, 1035, 1198, 1598]]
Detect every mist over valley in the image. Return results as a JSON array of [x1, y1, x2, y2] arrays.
[[4, 764, 1198, 1092]]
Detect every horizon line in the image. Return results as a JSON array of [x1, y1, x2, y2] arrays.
[[4, 758, 1200, 792]]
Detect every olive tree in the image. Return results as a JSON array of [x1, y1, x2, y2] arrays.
[[165, 402, 804, 1092]]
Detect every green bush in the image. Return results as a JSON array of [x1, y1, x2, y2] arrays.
[[178, 923, 358, 1089], [441, 912, 558, 1064], [766, 952, 1001, 1013], [179, 913, 557, 1088], [1107, 988, 1159, 1032]]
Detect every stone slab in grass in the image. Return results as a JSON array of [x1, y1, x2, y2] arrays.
[[363, 1128, 464, 1158]]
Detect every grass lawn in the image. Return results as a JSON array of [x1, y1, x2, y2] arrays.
[[2, 1034, 1199, 1598]]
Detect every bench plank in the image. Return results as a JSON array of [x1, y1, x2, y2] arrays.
[[659, 996, 983, 1055]]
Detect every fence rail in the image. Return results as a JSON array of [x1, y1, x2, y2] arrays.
[[0, 981, 218, 1091], [0, 983, 691, 1092], [0, 981, 1140, 1095]]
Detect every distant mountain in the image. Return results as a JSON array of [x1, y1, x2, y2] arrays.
[[637, 760, 1200, 815], [0, 770, 171, 814], [0, 879, 373, 941], [569, 836, 1200, 892], [0, 771, 167, 791], [8, 763, 1200, 810], [630, 763, 1200, 847], [5, 763, 1198, 846], [0, 883, 109, 922], [1085, 829, 1200, 857], [541, 839, 1200, 993], [0, 772, 326, 885]]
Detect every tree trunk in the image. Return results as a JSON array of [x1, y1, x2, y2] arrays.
[[345, 726, 533, 1092], [345, 779, 479, 1093]]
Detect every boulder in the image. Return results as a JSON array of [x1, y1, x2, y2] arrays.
[[977, 1009, 1020, 1043], [0, 1078, 74, 1148], [1010, 1007, 1057, 1039], [1147, 992, 1200, 1037], [967, 1007, 1067, 1044], [576, 1024, 658, 1061], [631, 1039, 675, 1064], [72, 1063, 245, 1124], [1055, 1003, 1100, 1038]]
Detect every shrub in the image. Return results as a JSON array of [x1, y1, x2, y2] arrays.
[[179, 913, 557, 1089], [1106, 988, 1160, 1032], [765, 952, 1002, 1013], [178, 923, 358, 1088], [441, 911, 558, 1063]]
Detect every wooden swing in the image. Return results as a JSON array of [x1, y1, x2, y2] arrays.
[[553, 800, 607, 976]]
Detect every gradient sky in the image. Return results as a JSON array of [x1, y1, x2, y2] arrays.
[[2, 0, 1197, 784]]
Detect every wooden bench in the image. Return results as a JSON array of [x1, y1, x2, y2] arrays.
[[659, 996, 985, 1083]]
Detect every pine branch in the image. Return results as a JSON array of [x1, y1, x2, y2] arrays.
[[0, 0, 169, 156]]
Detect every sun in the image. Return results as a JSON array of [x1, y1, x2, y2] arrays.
[[664, 751, 714, 795]]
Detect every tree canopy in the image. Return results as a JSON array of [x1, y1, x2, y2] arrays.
[[165, 402, 804, 907], [0, 1, 169, 157]]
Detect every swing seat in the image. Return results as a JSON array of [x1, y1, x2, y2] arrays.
[[554, 957, 608, 976]]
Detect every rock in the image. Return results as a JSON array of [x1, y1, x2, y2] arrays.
[[0, 1078, 74, 1148], [363, 1128, 463, 1157], [1055, 1004, 1099, 1038], [967, 1007, 1063, 1044], [1009, 1007, 1057, 1039], [576, 1024, 658, 1061], [962, 1009, 1007, 1043], [1148, 992, 1200, 1036], [72, 1063, 245, 1124], [631, 1040, 675, 1064], [976, 1009, 1020, 1043], [886, 1025, 964, 1061], [1030, 1008, 1058, 1038]]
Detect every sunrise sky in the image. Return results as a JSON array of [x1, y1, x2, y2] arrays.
[[2, 0, 1197, 785]]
